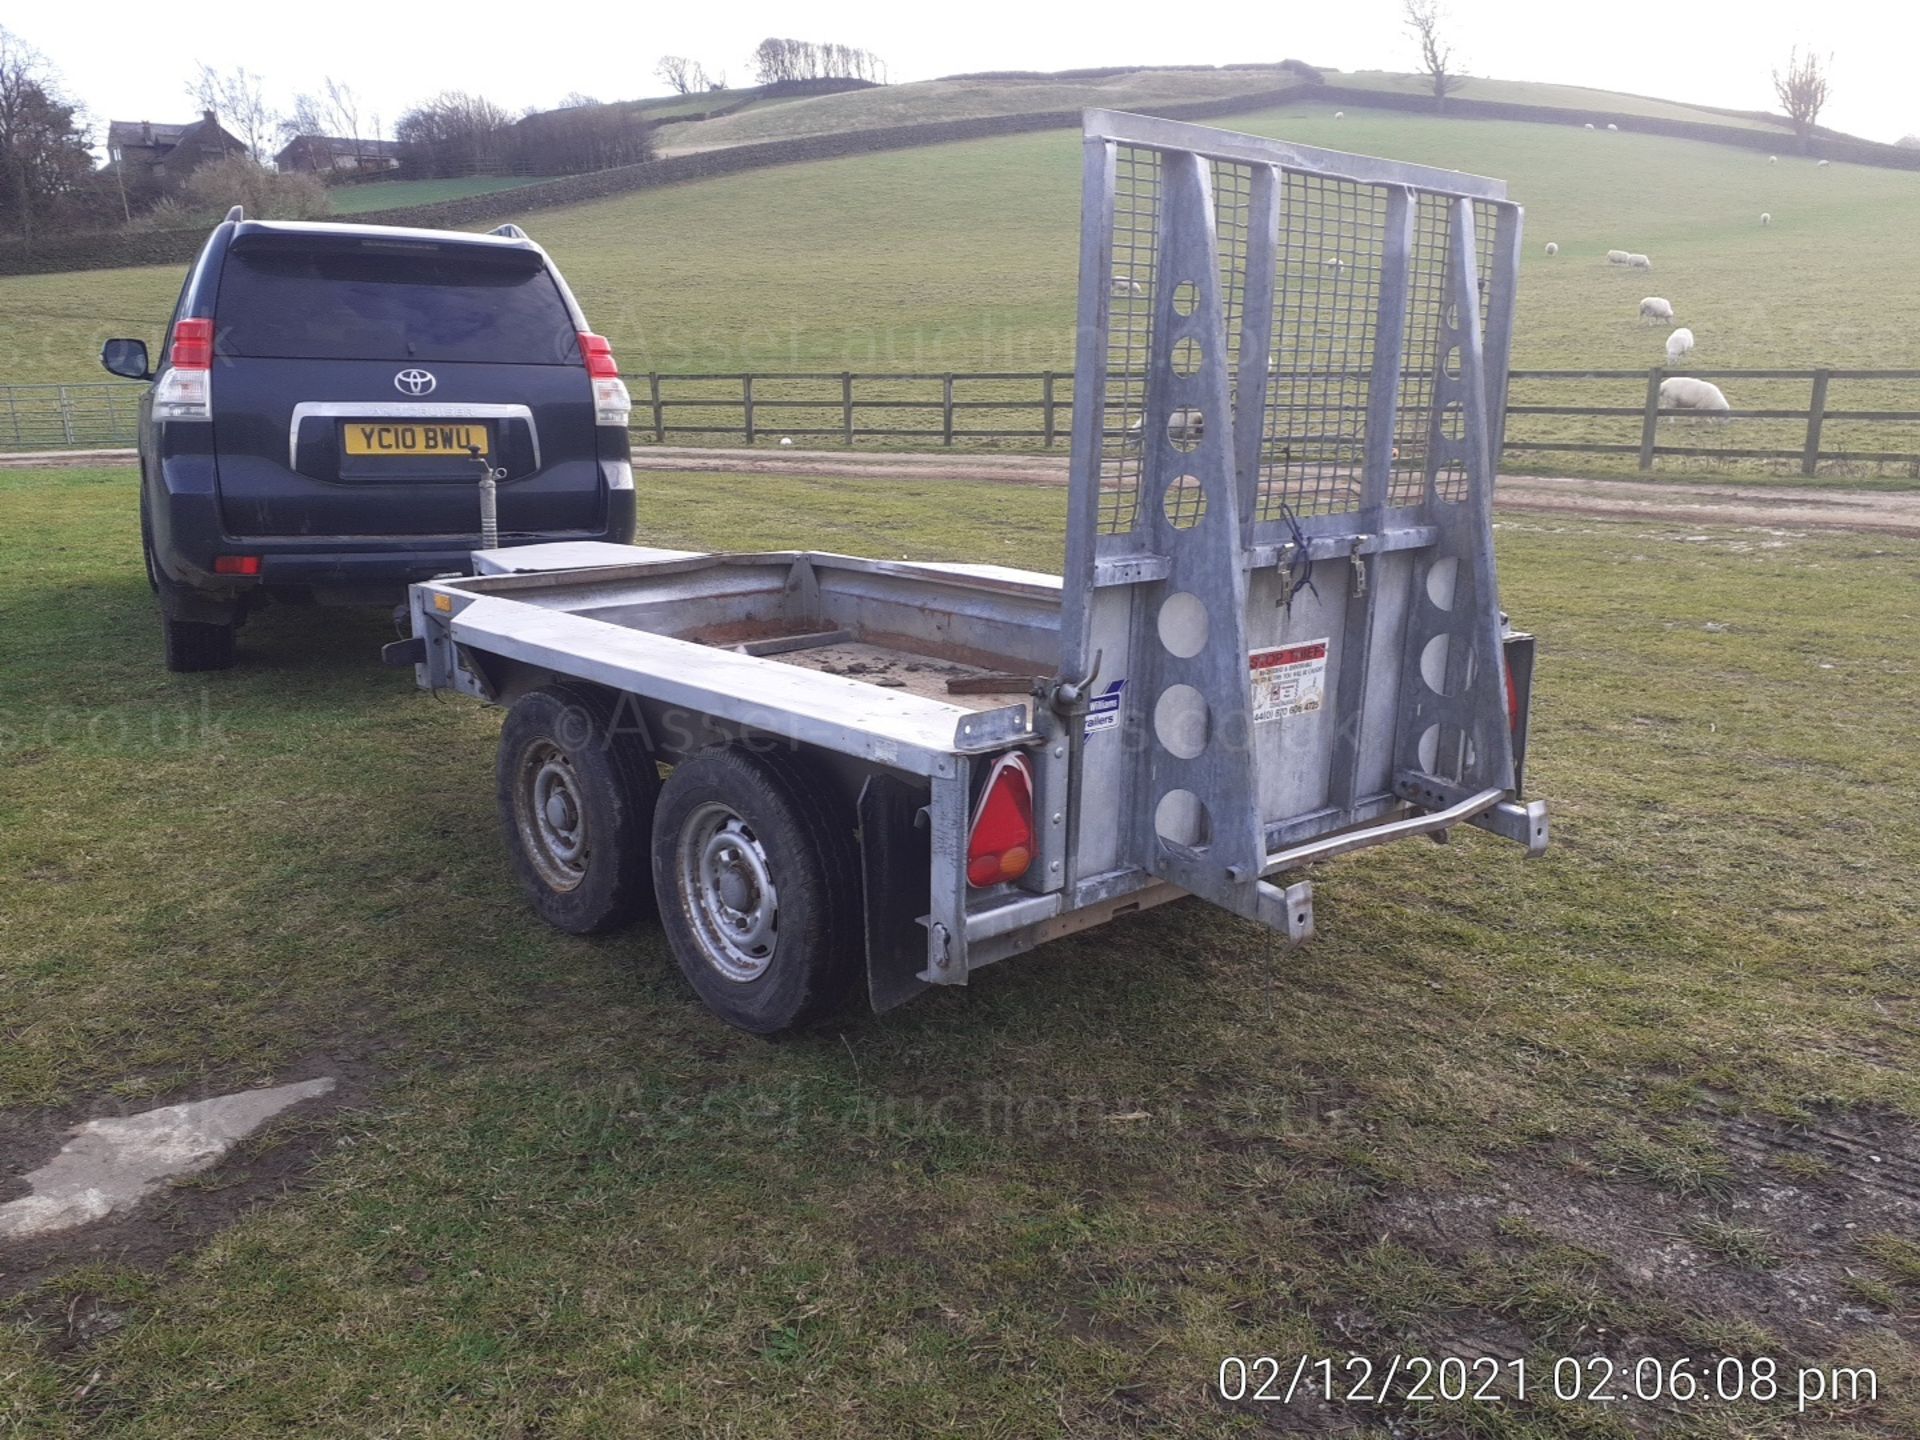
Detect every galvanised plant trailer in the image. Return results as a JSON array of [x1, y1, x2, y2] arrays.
[[394, 111, 1547, 1033]]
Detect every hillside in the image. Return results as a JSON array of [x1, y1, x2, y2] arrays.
[[654, 66, 1800, 155], [7, 100, 1913, 387]]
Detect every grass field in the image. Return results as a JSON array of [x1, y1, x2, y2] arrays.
[[1, 463, 1917, 1436], [1329, 72, 1791, 131], [2, 94, 1916, 477], [656, 68, 1790, 155], [324, 176, 546, 215]]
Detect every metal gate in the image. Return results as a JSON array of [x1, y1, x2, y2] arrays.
[[1060, 110, 1546, 938]]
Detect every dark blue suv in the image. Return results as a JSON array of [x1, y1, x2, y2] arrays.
[[101, 212, 636, 671]]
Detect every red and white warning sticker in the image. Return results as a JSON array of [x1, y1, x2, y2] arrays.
[[1250, 639, 1330, 722]]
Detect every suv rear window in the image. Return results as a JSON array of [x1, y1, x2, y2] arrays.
[[215, 245, 581, 365]]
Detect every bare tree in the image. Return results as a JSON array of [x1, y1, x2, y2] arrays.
[[1403, 0, 1463, 106], [750, 37, 884, 87], [0, 27, 97, 239], [284, 77, 371, 169], [187, 62, 279, 162], [1772, 47, 1832, 151], [655, 56, 707, 95], [394, 90, 514, 177]]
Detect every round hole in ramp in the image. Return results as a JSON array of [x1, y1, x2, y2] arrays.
[[1420, 633, 1452, 695], [1154, 789, 1211, 849], [1156, 591, 1209, 658], [1417, 722, 1441, 773], [1171, 281, 1199, 316], [1424, 556, 1458, 610], [1162, 473, 1207, 528], [1153, 684, 1211, 760]]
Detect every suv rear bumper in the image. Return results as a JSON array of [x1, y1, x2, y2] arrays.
[[151, 462, 636, 610]]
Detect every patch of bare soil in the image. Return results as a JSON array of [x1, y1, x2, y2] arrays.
[[0, 1049, 369, 1307], [1365, 1108, 1916, 1433]]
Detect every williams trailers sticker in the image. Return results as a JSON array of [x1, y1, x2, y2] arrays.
[[1084, 678, 1127, 735], [1250, 640, 1329, 722]]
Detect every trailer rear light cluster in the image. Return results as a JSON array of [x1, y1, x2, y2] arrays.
[[966, 753, 1035, 888], [578, 331, 631, 426], [213, 555, 261, 576], [153, 316, 214, 420]]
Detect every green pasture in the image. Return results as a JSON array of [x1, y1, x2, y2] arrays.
[[2, 93, 1915, 478], [0, 461, 1916, 1436]]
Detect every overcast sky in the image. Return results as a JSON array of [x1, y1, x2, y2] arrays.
[[26, 1, 1920, 147]]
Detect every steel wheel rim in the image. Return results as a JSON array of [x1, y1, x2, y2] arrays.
[[677, 802, 778, 982], [515, 739, 590, 892]]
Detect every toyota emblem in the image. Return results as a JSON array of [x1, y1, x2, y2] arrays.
[[395, 368, 437, 396]]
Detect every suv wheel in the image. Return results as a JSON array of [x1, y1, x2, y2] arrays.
[[163, 616, 238, 672], [139, 492, 159, 594]]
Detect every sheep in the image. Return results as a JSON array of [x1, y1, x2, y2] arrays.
[[1817, 159, 1831, 167], [1322, 255, 1345, 270], [1606, 249, 1631, 265], [1760, 211, 1771, 226], [1584, 123, 1595, 130], [1109, 273, 1144, 297], [1606, 122, 1619, 131], [1665, 327, 1695, 366], [1544, 242, 1559, 256], [1124, 410, 1206, 449], [1768, 154, 1778, 163], [1334, 110, 1344, 118], [1627, 253, 1652, 270], [1639, 296, 1675, 325], [1659, 376, 1729, 416]]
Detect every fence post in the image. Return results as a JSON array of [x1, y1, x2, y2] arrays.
[[59, 386, 75, 446], [648, 373, 664, 444], [1802, 368, 1830, 477], [842, 372, 854, 446], [1042, 371, 1056, 447], [1638, 366, 1662, 471], [743, 374, 755, 444], [942, 374, 954, 447]]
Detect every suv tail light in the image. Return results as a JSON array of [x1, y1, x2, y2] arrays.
[[966, 753, 1035, 888], [153, 316, 213, 420], [579, 331, 631, 426]]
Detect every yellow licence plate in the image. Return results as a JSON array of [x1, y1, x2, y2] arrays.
[[342, 422, 491, 457]]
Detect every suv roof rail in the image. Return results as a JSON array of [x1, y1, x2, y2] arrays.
[[490, 223, 528, 239], [226, 205, 245, 223]]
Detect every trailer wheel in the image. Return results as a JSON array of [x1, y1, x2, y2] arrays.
[[497, 684, 658, 935], [652, 745, 860, 1034]]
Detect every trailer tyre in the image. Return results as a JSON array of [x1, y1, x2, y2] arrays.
[[497, 684, 659, 935], [652, 745, 860, 1035]]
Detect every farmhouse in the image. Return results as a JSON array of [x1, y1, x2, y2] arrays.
[[105, 111, 248, 191], [275, 134, 404, 175]]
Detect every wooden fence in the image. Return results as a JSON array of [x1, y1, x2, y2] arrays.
[[1503, 368, 1920, 476], [8, 369, 1920, 478]]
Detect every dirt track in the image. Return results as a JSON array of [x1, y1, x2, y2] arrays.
[[630, 446, 1920, 538], [10, 444, 1918, 536]]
